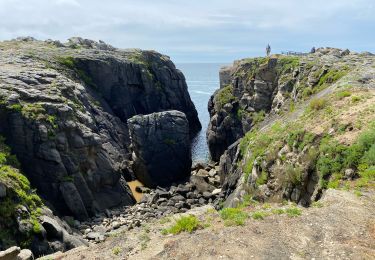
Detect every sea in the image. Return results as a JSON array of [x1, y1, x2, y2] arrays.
[[176, 63, 226, 163]]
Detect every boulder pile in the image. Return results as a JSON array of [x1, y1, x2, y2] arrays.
[[73, 162, 223, 243]]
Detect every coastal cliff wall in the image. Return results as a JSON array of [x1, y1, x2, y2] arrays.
[[0, 37, 201, 221]]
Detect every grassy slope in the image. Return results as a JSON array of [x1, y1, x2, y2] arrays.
[[0, 136, 44, 249]]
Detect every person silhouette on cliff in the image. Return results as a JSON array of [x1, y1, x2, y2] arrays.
[[266, 44, 271, 56]]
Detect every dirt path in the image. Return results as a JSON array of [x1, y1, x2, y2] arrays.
[[39, 189, 375, 260]]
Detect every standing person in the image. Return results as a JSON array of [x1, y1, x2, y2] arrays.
[[266, 44, 271, 56]]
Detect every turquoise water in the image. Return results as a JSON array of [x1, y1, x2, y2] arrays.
[[176, 63, 225, 163]]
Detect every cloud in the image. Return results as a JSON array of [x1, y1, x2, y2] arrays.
[[56, 0, 80, 6], [0, 0, 374, 61]]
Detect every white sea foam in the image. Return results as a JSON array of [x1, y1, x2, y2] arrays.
[[192, 90, 212, 95]]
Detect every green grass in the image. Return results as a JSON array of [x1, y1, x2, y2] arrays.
[[336, 90, 351, 100], [251, 211, 269, 220], [271, 208, 286, 214], [162, 215, 201, 234], [276, 56, 300, 74], [112, 246, 122, 255], [215, 85, 236, 110], [256, 170, 268, 186], [285, 207, 302, 217], [220, 207, 248, 226], [0, 136, 44, 247], [351, 96, 361, 103], [318, 68, 348, 87], [309, 98, 327, 111], [311, 201, 323, 208], [252, 110, 266, 124], [8, 104, 22, 112], [56, 56, 75, 69], [57, 56, 96, 87], [241, 122, 285, 182]]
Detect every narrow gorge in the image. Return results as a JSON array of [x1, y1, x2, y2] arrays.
[[0, 38, 374, 260]]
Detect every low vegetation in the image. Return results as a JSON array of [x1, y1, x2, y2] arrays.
[[239, 88, 375, 206], [162, 215, 201, 235], [220, 207, 248, 226], [215, 85, 235, 110], [56, 56, 96, 87], [0, 136, 44, 248]]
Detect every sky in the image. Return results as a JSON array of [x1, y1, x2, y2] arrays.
[[0, 0, 374, 62]]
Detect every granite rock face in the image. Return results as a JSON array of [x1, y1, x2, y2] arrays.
[[212, 47, 375, 207], [207, 48, 363, 161], [128, 110, 191, 187], [0, 37, 201, 220]]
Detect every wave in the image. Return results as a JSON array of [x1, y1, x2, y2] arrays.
[[192, 90, 212, 95]]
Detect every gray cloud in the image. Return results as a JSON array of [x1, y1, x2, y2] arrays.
[[0, 0, 373, 62]]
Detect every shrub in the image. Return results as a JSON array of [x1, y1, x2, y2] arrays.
[[220, 208, 248, 226], [256, 170, 268, 186], [318, 68, 348, 87], [56, 56, 75, 69], [162, 215, 201, 234], [285, 164, 304, 185], [0, 136, 44, 247], [336, 90, 351, 100], [276, 56, 300, 74], [215, 85, 235, 109], [309, 98, 327, 111], [112, 246, 122, 255], [351, 96, 361, 103], [252, 110, 266, 124], [8, 104, 23, 112]]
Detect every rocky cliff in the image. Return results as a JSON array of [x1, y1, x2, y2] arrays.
[[0, 37, 201, 225], [208, 48, 354, 161], [209, 48, 375, 207]]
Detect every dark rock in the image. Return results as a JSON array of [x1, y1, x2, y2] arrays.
[[203, 192, 213, 199], [186, 192, 196, 199], [192, 162, 209, 171], [190, 175, 215, 193], [59, 182, 89, 221], [0, 38, 200, 222], [170, 195, 185, 203], [155, 189, 170, 198], [135, 186, 151, 194], [0, 183, 6, 198], [157, 198, 168, 204], [175, 185, 190, 196], [198, 198, 206, 205], [41, 216, 63, 239], [128, 111, 192, 187]]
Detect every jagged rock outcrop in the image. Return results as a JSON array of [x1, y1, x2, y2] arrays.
[[207, 48, 360, 161], [210, 48, 375, 207], [0, 37, 201, 222], [128, 110, 191, 187]]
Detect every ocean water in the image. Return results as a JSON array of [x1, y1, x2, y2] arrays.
[[176, 63, 225, 163]]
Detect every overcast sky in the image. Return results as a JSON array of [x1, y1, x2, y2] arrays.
[[0, 0, 374, 62]]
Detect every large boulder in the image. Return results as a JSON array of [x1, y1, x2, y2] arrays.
[[128, 110, 191, 187]]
